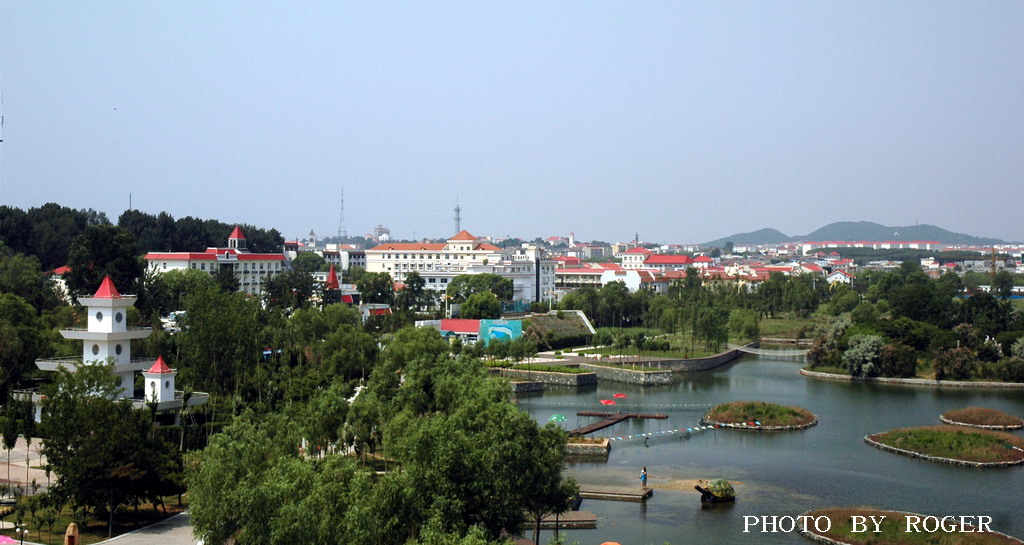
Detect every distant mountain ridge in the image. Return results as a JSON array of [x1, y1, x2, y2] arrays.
[[704, 221, 1008, 247]]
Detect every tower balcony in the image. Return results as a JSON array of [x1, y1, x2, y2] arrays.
[[35, 356, 156, 374], [60, 327, 152, 341]]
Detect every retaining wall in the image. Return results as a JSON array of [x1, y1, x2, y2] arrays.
[[801, 368, 1024, 389], [566, 438, 611, 456], [499, 368, 598, 387], [863, 435, 1024, 468], [577, 363, 673, 385], [939, 415, 1024, 430]]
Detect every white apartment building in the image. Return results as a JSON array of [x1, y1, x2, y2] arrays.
[[365, 230, 556, 303], [144, 227, 286, 296]]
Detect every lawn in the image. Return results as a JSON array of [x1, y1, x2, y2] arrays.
[[705, 401, 816, 427], [758, 313, 830, 340], [869, 426, 1024, 464]]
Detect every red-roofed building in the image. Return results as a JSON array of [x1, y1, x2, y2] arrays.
[[145, 226, 286, 297], [643, 254, 694, 273], [366, 231, 555, 304], [620, 247, 653, 269]]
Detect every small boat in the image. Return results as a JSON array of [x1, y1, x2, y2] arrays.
[[694, 479, 736, 503]]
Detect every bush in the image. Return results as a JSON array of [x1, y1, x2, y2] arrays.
[[842, 334, 884, 377], [934, 347, 976, 380], [877, 343, 917, 378], [976, 341, 1002, 363], [998, 357, 1024, 382]]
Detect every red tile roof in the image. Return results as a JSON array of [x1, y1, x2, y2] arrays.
[[624, 247, 653, 254], [449, 230, 477, 241], [369, 308, 392, 316], [475, 243, 502, 251], [147, 356, 174, 374], [229, 226, 246, 239], [341, 294, 354, 303], [693, 255, 714, 263], [93, 276, 122, 298], [52, 265, 72, 275], [644, 254, 693, 265], [441, 318, 481, 334]]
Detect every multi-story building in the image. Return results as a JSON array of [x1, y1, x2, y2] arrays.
[[144, 227, 286, 297], [365, 230, 556, 303]]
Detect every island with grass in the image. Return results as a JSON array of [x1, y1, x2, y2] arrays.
[[940, 407, 1024, 430], [865, 426, 1024, 467], [702, 401, 818, 430], [797, 507, 1023, 545]]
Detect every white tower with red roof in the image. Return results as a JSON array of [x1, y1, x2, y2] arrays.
[[227, 226, 247, 250], [46, 276, 154, 397], [143, 356, 177, 403]]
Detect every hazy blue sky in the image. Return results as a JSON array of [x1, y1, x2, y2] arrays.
[[2, 2, 1022, 244]]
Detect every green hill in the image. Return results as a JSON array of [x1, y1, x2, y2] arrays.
[[703, 227, 790, 247], [798, 221, 1006, 245]]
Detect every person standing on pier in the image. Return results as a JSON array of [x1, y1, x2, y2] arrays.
[[641, 466, 648, 489]]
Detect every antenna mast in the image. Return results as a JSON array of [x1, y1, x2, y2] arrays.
[[454, 198, 462, 233], [337, 188, 348, 239]]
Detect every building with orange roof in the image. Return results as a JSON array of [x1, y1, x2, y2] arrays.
[[365, 230, 556, 303]]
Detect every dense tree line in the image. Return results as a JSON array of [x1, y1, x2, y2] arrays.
[[808, 263, 1024, 381], [559, 270, 825, 352], [187, 328, 575, 545]]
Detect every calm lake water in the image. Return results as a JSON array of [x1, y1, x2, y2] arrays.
[[517, 356, 1024, 545]]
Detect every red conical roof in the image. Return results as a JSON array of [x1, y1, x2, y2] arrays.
[[228, 226, 246, 239], [93, 276, 122, 298], [325, 265, 340, 290], [147, 356, 174, 374]]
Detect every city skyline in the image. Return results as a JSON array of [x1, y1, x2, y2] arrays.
[[2, 3, 1022, 243]]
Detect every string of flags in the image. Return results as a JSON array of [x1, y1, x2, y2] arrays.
[[520, 401, 714, 409], [606, 421, 763, 442]]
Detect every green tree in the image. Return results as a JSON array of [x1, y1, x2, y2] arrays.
[[290, 252, 326, 273], [0, 249, 60, 311], [446, 273, 513, 303], [40, 363, 177, 537], [65, 225, 144, 298], [177, 285, 264, 395], [0, 293, 43, 395], [263, 269, 317, 310], [461, 292, 501, 319], [993, 270, 1014, 298], [357, 272, 395, 305]]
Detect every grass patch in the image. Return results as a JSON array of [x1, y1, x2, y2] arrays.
[[802, 507, 1021, 544], [513, 364, 593, 374], [870, 426, 1024, 464], [706, 401, 816, 427], [759, 313, 829, 339], [0, 496, 186, 545], [942, 407, 1023, 428]]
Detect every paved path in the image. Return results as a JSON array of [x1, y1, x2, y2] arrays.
[[0, 437, 50, 494], [97, 512, 198, 545]]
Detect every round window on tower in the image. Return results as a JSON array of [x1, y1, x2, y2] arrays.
[[92, 344, 100, 355], [115, 344, 122, 355], [115, 312, 123, 323], [96, 311, 104, 321]]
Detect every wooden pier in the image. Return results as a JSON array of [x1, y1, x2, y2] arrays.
[[568, 412, 668, 435], [538, 510, 598, 529], [579, 485, 654, 502]]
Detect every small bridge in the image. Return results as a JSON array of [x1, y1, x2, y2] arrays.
[[729, 344, 809, 359]]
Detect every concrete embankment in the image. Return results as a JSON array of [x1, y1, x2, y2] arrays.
[[801, 368, 1024, 389]]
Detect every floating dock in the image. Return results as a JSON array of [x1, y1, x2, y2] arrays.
[[538, 510, 598, 529], [568, 412, 669, 435], [579, 485, 654, 502]]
